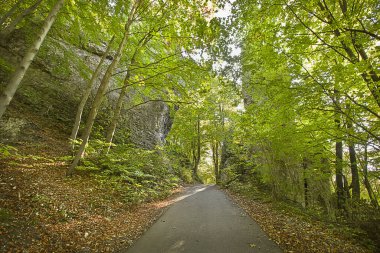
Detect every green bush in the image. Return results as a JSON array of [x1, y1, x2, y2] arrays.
[[179, 168, 193, 184], [78, 142, 180, 205], [0, 144, 18, 159]]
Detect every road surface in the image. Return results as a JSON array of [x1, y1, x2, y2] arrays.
[[124, 185, 282, 253]]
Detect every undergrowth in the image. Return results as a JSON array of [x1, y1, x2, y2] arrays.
[[69, 140, 181, 205]]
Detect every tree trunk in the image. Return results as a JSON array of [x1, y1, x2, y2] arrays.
[[343, 174, 351, 200], [192, 115, 201, 181], [348, 144, 360, 201], [104, 79, 129, 152], [67, 0, 140, 176], [362, 141, 378, 207], [103, 32, 151, 153], [302, 158, 309, 208], [1, 0, 43, 37], [334, 89, 346, 210], [0, 0, 65, 119], [220, 140, 228, 170], [70, 35, 115, 148], [212, 140, 220, 184], [336, 139, 345, 209], [191, 140, 197, 174], [344, 103, 360, 201], [0, 0, 25, 28]]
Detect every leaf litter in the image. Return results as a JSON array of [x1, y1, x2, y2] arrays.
[[0, 112, 184, 252], [224, 188, 373, 253]]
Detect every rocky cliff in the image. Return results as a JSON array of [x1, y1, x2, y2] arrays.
[[0, 29, 172, 149]]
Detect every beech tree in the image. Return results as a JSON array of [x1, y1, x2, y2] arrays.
[[0, 0, 25, 28], [64, 0, 223, 174], [0, 0, 65, 119], [104, 27, 159, 153], [0, 0, 43, 37], [225, 0, 380, 215], [70, 35, 115, 147], [67, 0, 141, 176]]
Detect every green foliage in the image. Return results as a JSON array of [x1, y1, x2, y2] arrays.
[[0, 144, 18, 159], [0, 57, 14, 73], [178, 168, 193, 184], [209, 0, 380, 229], [77, 142, 179, 204], [165, 150, 194, 184]]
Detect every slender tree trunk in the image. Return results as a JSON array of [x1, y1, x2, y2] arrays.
[[345, 103, 360, 201], [1, 0, 43, 37], [103, 35, 148, 153], [220, 141, 228, 170], [192, 115, 201, 181], [0, 0, 25, 28], [334, 89, 346, 210], [336, 139, 345, 209], [218, 104, 227, 173], [343, 174, 351, 200], [303, 158, 309, 208], [212, 140, 220, 184], [191, 140, 197, 174], [104, 78, 129, 152], [70, 35, 115, 148], [196, 115, 201, 168], [348, 141, 360, 201], [67, 1, 140, 176], [362, 141, 378, 207], [0, 0, 65, 119]]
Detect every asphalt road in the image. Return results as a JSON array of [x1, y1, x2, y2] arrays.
[[124, 185, 282, 253]]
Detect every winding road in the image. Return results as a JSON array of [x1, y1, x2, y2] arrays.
[[124, 185, 282, 253]]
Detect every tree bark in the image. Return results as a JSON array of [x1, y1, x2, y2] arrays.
[[346, 106, 360, 201], [362, 141, 378, 207], [67, 0, 140, 176], [104, 33, 152, 153], [0, 0, 65, 119], [334, 89, 345, 210], [104, 77, 129, 152], [212, 140, 220, 184], [220, 141, 228, 170], [70, 35, 115, 148], [192, 115, 201, 181], [302, 158, 309, 208], [0, 0, 25, 28], [336, 140, 345, 209], [1, 0, 43, 37]]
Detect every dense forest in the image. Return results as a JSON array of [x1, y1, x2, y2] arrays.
[[0, 0, 379, 252]]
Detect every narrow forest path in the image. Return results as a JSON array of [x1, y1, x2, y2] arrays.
[[123, 185, 282, 253]]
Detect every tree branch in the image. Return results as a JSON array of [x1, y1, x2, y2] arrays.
[[285, 4, 352, 62], [344, 28, 380, 40], [106, 64, 186, 94]]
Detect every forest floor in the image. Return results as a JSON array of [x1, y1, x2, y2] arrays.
[[0, 109, 186, 253], [0, 152, 185, 253], [225, 184, 376, 253]]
